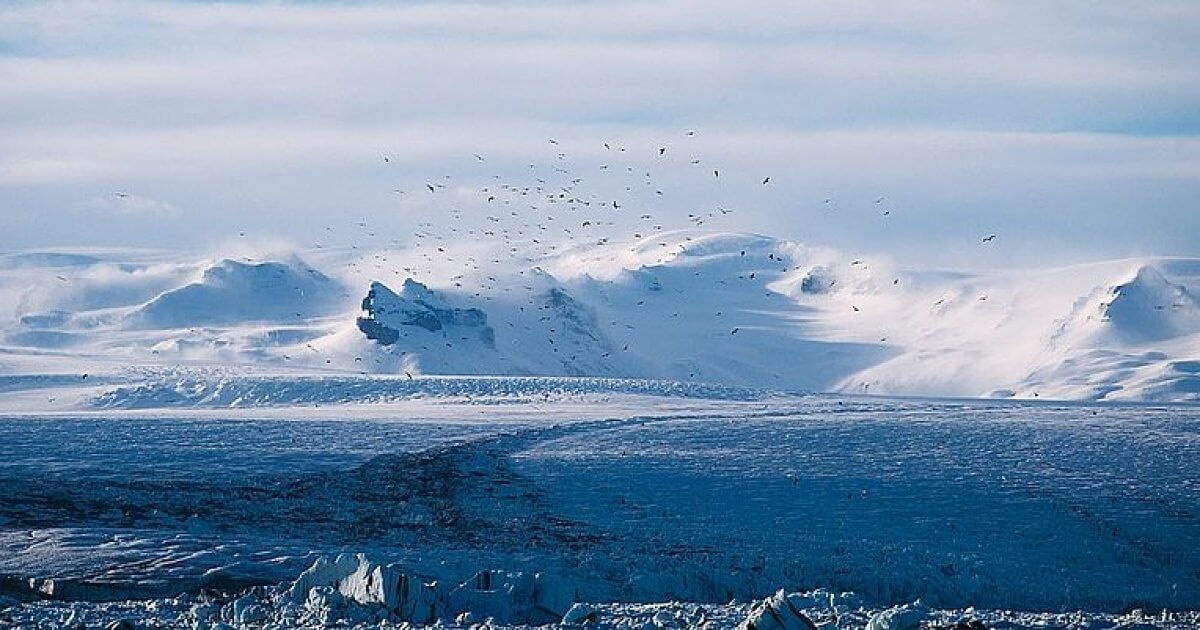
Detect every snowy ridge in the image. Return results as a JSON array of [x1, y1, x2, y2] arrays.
[[2, 231, 1200, 403], [131, 258, 343, 328]]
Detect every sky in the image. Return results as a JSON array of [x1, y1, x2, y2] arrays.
[[1, 1, 1198, 267]]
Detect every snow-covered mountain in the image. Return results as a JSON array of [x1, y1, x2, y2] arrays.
[[131, 258, 342, 328], [2, 230, 1198, 402]]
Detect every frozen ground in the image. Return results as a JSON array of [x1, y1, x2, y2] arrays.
[[0, 374, 1197, 628]]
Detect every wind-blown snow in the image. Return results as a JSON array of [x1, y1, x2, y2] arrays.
[[2, 230, 1199, 403], [131, 258, 342, 328]]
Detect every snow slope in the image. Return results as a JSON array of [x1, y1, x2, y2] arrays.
[[131, 258, 342, 328], [2, 231, 1199, 402]]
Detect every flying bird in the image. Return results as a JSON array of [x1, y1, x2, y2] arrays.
[[982, 234, 998, 243]]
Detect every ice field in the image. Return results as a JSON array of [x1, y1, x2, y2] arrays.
[[0, 376, 1197, 628]]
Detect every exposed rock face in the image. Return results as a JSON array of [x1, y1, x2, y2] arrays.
[[799, 266, 837, 294], [357, 279, 495, 347], [538, 287, 620, 375]]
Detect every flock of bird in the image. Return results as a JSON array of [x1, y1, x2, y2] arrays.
[[108, 131, 1002, 376]]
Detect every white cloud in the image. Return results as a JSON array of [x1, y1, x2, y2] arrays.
[[0, 156, 112, 185], [78, 193, 181, 217], [0, 0, 1197, 264]]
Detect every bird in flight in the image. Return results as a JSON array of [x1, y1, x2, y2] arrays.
[[762, 177, 770, 185], [982, 234, 998, 243]]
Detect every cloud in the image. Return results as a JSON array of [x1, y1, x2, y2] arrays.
[[0, 0, 1197, 265], [78, 193, 181, 217], [0, 156, 112, 185]]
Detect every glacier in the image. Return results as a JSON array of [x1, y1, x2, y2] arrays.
[[0, 231, 1198, 628]]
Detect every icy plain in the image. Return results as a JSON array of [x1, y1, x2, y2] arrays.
[[0, 377, 1198, 628]]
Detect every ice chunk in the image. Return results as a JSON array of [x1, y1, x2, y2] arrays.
[[229, 593, 267, 625], [563, 602, 599, 625], [281, 553, 361, 604], [447, 569, 575, 626], [737, 589, 818, 630], [866, 602, 931, 630], [281, 554, 441, 624], [334, 556, 441, 624]]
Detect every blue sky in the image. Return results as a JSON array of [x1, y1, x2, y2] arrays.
[[1, 1, 1198, 266]]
